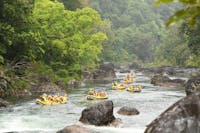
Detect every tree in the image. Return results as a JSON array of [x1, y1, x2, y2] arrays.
[[59, 0, 82, 10], [154, 0, 200, 26], [90, 0, 178, 64], [155, 0, 200, 67], [33, 0, 107, 78], [0, 0, 43, 62], [155, 25, 191, 66]]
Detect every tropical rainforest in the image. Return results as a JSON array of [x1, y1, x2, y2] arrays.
[[0, 0, 200, 96]]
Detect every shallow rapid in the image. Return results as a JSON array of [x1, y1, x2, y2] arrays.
[[0, 71, 185, 133]]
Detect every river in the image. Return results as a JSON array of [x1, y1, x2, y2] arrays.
[[0, 71, 185, 133]]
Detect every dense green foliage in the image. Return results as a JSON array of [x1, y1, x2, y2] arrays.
[[154, 0, 200, 67], [33, 0, 107, 78], [0, 0, 107, 96], [90, 0, 178, 64], [0, 0, 40, 62], [155, 0, 200, 26], [155, 25, 191, 66], [58, 0, 82, 10]]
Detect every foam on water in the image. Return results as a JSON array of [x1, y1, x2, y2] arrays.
[[0, 71, 185, 133]]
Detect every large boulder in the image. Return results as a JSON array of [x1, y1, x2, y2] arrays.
[[68, 79, 85, 88], [151, 74, 171, 84], [185, 76, 200, 96], [151, 74, 185, 87], [31, 84, 65, 95], [119, 69, 131, 73], [55, 80, 67, 89], [145, 92, 200, 133], [157, 66, 200, 77], [0, 98, 9, 107], [129, 62, 141, 69], [117, 106, 139, 116], [139, 66, 199, 77], [93, 62, 116, 80], [83, 71, 93, 80], [57, 125, 98, 133], [79, 100, 116, 126], [84, 62, 116, 84]]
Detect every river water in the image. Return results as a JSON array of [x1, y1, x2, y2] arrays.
[[0, 71, 185, 133]]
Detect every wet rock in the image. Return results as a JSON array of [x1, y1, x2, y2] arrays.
[[84, 62, 116, 84], [79, 100, 116, 126], [138, 66, 199, 78], [57, 125, 98, 133], [117, 65, 131, 73], [151, 74, 185, 87], [151, 74, 171, 84], [31, 84, 65, 95], [119, 69, 131, 73], [157, 66, 175, 75], [185, 76, 200, 96], [68, 79, 85, 88], [158, 66, 200, 77], [108, 118, 122, 127], [117, 106, 139, 115], [55, 80, 67, 89], [145, 92, 200, 133], [83, 71, 93, 80], [93, 62, 116, 80], [0, 98, 9, 107], [129, 62, 141, 69]]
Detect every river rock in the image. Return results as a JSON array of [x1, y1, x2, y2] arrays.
[[54, 80, 66, 89], [14, 89, 32, 97], [0, 98, 9, 107], [57, 125, 98, 133], [68, 79, 85, 88], [83, 71, 93, 80], [145, 92, 200, 133], [185, 76, 200, 96], [79, 100, 116, 126], [31, 84, 65, 95], [129, 62, 141, 69], [157, 66, 200, 77], [157, 66, 175, 75], [151, 74, 185, 87], [108, 118, 122, 127], [119, 69, 131, 73], [93, 62, 116, 80], [117, 106, 139, 115], [84, 62, 116, 84]]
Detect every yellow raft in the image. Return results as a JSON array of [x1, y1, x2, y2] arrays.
[[87, 91, 108, 100], [123, 78, 134, 84], [127, 73, 136, 78], [111, 84, 126, 90], [87, 90, 95, 95], [35, 96, 67, 105], [126, 85, 142, 92], [87, 95, 108, 100]]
